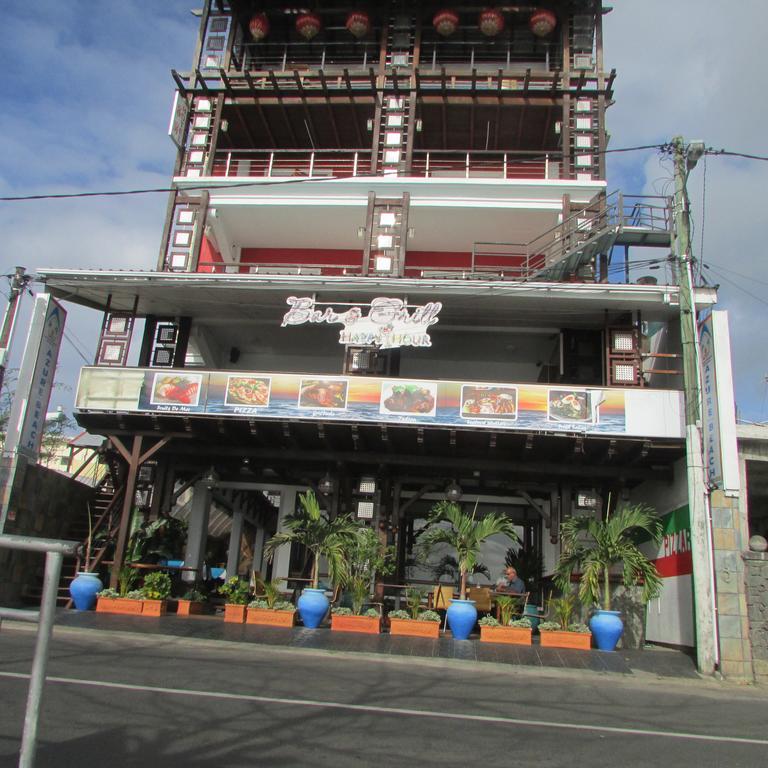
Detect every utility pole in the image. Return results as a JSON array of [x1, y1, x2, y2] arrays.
[[0, 266, 28, 395], [671, 136, 718, 674]]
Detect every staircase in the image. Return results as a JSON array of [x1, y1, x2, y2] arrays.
[[473, 191, 674, 282]]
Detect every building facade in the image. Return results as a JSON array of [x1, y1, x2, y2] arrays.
[[32, 1, 751, 675]]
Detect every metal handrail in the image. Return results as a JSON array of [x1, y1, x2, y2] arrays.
[[0, 534, 81, 768]]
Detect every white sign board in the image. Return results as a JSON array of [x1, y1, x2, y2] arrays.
[[168, 91, 190, 150], [3, 295, 67, 460], [699, 311, 739, 492], [281, 296, 442, 349]]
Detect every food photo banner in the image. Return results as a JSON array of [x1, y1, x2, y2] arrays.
[[75, 368, 685, 439]]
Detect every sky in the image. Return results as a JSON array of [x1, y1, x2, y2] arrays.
[[1, 0, 767, 422]]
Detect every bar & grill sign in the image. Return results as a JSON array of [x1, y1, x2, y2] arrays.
[[281, 296, 441, 349]]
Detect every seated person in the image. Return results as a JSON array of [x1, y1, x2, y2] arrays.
[[495, 565, 526, 594]]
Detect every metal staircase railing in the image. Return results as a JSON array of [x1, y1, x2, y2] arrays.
[[472, 191, 673, 282]]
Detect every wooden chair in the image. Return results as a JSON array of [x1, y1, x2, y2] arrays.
[[430, 584, 454, 611], [467, 586, 493, 615], [494, 591, 530, 621]]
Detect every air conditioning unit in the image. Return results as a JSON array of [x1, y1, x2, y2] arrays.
[[573, 53, 594, 70]]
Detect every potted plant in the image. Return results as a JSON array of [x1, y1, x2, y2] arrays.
[[219, 576, 251, 623], [176, 588, 207, 616], [96, 566, 143, 615], [537, 593, 592, 650], [387, 589, 441, 639], [247, 578, 296, 627], [264, 490, 358, 628], [330, 526, 394, 634], [419, 500, 519, 640], [555, 503, 663, 651], [140, 571, 171, 616], [330, 606, 381, 634], [479, 616, 533, 645], [69, 500, 103, 611], [478, 595, 532, 645]]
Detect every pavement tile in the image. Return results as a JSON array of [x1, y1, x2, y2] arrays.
[[49, 610, 699, 679]]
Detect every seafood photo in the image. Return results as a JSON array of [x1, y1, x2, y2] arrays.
[[548, 390, 591, 422], [152, 374, 201, 406], [381, 383, 436, 415], [460, 386, 517, 419], [298, 379, 348, 409]]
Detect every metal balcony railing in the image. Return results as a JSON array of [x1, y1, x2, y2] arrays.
[[208, 148, 560, 181]]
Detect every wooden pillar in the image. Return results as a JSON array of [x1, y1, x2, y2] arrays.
[[109, 436, 143, 590]]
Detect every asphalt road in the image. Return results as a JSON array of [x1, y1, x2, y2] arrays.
[[1, 625, 767, 767]]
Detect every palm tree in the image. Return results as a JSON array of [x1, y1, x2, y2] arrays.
[[264, 490, 358, 589], [555, 503, 663, 611], [419, 500, 519, 600]]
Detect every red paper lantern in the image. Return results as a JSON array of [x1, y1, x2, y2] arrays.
[[296, 12, 322, 41], [529, 9, 557, 38], [433, 9, 460, 37], [479, 8, 504, 37], [346, 11, 371, 39], [248, 13, 270, 42]]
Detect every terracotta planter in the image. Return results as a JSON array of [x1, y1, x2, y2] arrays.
[[539, 630, 592, 650], [331, 614, 381, 634], [247, 608, 296, 627], [176, 599, 205, 616], [224, 604, 248, 623], [479, 625, 533, 645], [389, 618, 440, 639], [96, 597, 143, 615], [141, 599, 168, 617]]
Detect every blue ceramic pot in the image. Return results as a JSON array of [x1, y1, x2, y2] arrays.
[[589, 609, 623, 651], [523, 604, 542, 631], [297, 588, 329, 628], [446, 598, 477, 640], [69, 572, 103, 611]]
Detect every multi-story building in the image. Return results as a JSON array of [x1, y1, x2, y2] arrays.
[[35, 2, 751, 676]]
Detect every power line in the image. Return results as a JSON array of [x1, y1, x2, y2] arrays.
[[0, 144, 668, 203], [702, 263, 768, 309]]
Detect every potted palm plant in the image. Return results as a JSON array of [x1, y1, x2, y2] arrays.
[[419, 500, 519, 640], [555, 503, 663, 651], [264, 490, 358, 628], [247, 578, 296, 627], [330, 526, 393, 635], [387, 589, 441, 639], [478, 595, 532, 645]]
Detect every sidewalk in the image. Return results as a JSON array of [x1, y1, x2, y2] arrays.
[[50, 609, 700, 679]]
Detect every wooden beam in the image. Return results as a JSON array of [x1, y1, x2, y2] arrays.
[[109, 435, 143, 589]]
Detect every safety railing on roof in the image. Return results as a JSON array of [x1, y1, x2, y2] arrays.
[[231, 41, 379, 73], [208, 148, 560, 181], [210, 149, 372, 179]]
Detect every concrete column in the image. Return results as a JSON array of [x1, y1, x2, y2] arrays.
[[271, 489, 297, 583], [252, 526, 266, 577], [711, 489, 753, 680], [226, 509, 244, 579], [182, 481, 211, 583]]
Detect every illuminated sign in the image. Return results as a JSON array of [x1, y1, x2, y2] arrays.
[[281, 296, 442, 349]]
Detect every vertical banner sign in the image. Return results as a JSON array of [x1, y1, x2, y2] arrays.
[[698, 315, 721, 487], [698, 311, 739, 492], [3, 295, 67, 461]]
